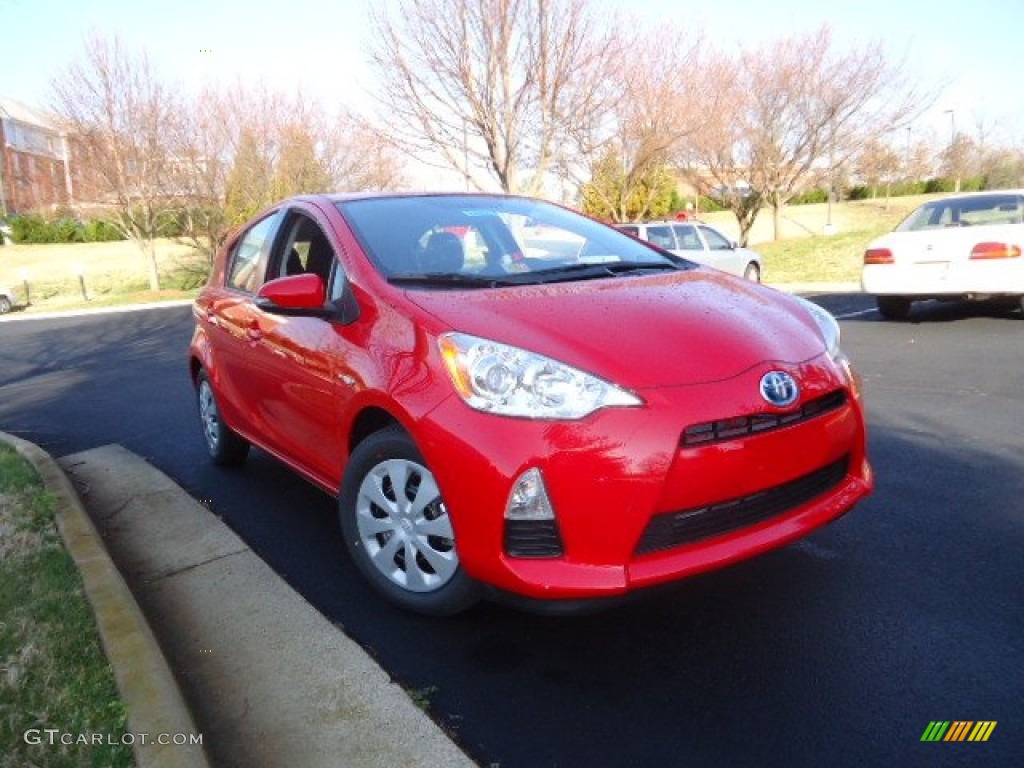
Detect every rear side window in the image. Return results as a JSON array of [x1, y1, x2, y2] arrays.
[[645, 226, 675, 249], [699, 225, 732, 250], [672, 224, 703, 250], [227, 214, 280, 292]]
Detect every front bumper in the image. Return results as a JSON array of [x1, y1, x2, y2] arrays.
[[414, 353, 873, 600]]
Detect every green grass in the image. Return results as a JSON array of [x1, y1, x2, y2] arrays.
[[0, 239, 209, 315], [0, 445, 134, 768], [755, 224, 892, 283]]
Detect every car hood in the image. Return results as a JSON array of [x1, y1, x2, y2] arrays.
[[405, 269, 826, 388]]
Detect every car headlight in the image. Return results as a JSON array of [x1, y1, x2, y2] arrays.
[[795, 296, 842, 360], [438, 332, 643, 419]]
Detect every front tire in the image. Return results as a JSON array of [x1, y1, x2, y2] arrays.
[[339, 427, 480, 616], [0, 296, 11, 314], [196, 370, 250, 466], [742, 262, 761, 282], [876, 296, 912, 321]]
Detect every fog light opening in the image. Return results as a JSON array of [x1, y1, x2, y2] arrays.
[[505, 467, 555, 521], [504, 468, 564, 559]]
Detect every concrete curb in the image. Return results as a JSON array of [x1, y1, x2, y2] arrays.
[[0, 431, 210, 768], [58, 444, 479, 768]]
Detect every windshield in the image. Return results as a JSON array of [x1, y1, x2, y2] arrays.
[[896, 193, 1024, 232], [337, 195, 689, 287]]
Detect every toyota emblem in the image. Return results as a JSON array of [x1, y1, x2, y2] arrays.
[[759, 371, 799, 408]]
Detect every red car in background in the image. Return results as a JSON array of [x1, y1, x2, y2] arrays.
[[189, 193, 873, 615]]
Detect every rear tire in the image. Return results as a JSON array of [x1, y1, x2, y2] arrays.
[[196, 370, 250, 466], [876, 296, 912, 321], [339, 426, 480, 616], [0, 296, 11, 314], [742, 262, 761, 282]]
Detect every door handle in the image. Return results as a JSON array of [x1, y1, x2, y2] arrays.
[[246, 319, 262, 342]]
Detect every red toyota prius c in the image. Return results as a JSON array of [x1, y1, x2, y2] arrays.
[[188, 192, 874, 615]]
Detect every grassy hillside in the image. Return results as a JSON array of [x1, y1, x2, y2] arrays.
[[0, 239, 207, 314]]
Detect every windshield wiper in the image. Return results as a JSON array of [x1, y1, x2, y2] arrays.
[[528, 260, 683, 283], [387, 273, 521, 289], [599, 261, 684, 274], [388, 261, 684, 289]]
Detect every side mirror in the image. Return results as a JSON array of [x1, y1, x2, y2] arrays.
[[255, 274, 329, 316], [255, 273, 361, 324]]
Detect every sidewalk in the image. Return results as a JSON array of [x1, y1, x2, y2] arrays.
[[5, 433, 476, 768]]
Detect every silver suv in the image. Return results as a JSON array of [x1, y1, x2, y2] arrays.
[[617, 220, 763, 281]]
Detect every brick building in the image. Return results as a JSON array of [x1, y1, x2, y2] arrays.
[[0, 97, 77, 215]]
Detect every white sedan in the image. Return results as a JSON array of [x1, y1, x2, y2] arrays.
[[862, 190, 1024, 320]]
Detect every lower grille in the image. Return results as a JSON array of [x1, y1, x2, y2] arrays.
[[682, 389, 848, 447], [635, 456, 849, 555], [505, 519, 564, 558]]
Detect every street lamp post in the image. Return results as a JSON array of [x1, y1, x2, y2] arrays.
[[73, 263, 89, 302], [944, 109, 960, 192], [19, 268, 30, 306]]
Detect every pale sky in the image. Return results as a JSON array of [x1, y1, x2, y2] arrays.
[[2, 0, 1021, 149]]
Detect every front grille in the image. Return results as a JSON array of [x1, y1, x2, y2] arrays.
[[682, 389, 848, 447], [635, 456, 849, 555], [505, 519, 564, 558]]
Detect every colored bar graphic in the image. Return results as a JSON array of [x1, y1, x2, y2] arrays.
[[969, 722, 997, 742], [944, 721, 972, 741], [921, 720, 996, 742]]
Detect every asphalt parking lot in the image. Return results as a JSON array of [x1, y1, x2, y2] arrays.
[[1, 294, 1021, 767]]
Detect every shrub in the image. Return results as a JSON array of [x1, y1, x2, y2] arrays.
[[7, 214, 125, 243], [82, 219, 123, 242], [960, 175, 985, 192], [791, 188, 829, 205], [924, 177, 955, 194], [890, 180, 928, 197]]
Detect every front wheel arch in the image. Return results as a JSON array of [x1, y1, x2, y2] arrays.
[[339, 425, 480, 616]]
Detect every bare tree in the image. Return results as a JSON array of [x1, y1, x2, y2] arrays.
[[686, 26, 929, 242], [580, 24, 712, 221], [939, 133, 976, 190], [903, 137, 936, 184], [856, 138, 902, 203], [367, 0, 623, 194], [679, 56, 765, 244], [176, 86, 404, 258], [52, 35, 185, 291], [325, 114, 406, 192]]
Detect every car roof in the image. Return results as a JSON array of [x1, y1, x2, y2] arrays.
[[922, 189, 1024, 202], [313, 191, 541, 204], [617, 220, 708, 226]]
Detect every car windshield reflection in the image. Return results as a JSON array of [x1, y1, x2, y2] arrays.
[[337, 194, 688, 287]]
